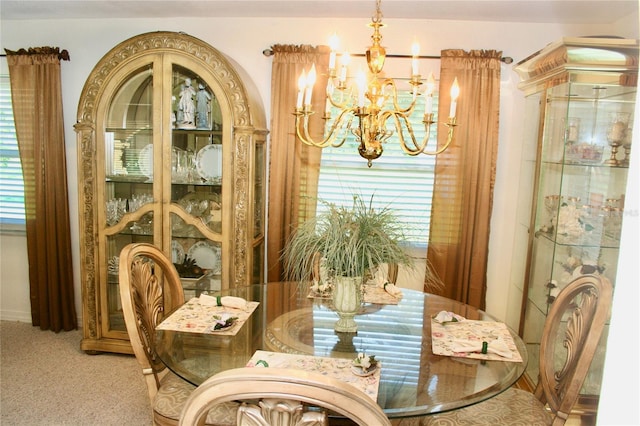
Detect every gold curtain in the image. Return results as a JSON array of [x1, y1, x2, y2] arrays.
[[5, 47, 77, 331], [426, 49, 502, 309], [266, 45, 329, 283]]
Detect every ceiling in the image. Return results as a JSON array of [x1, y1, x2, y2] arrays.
[[1, 0, 638, 24]]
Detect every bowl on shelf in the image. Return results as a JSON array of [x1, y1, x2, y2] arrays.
[[565, 142, 603, 164]]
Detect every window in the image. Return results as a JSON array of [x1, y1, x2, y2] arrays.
[[0, 72, 25, 226], [317, 90, 438, 248]]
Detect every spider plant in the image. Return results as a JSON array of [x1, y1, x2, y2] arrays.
[[282, 194, 414, 283]]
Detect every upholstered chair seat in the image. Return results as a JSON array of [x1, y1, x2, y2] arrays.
[[119, 243, 239, 426], [391, 388, 553, 425], [154, 372, 238, 425]]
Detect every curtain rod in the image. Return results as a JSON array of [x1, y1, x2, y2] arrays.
[[262, 48, 513, 64], [2, 48, 70, 61]]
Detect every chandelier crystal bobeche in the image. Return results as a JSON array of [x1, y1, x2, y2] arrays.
[[294, 0, 460, 167]]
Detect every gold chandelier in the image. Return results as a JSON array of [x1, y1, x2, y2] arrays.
[[294, 0, 460, 167]]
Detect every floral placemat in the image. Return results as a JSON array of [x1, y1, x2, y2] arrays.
[[364, 285, 401, 304], [431, 320, 523, 362], [156, 298, 260, 336], [307, 284, 401, 305], [246, 350, 381, 401]]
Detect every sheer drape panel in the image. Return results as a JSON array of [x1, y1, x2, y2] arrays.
[[266, 45, 329, 283], [5, 47, 76, 331], [426, 49, 502, 309]]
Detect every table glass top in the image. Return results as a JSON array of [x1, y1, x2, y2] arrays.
[[154, 281, 527, 418]]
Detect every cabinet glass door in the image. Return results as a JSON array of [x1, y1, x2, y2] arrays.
[[102, 64, 156, 335], [169, 65, 224, 299]]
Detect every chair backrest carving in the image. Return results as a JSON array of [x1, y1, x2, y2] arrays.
[[535, 274, 612, 422], [119, 243, 185, 399], [179, 367, 391, 426]]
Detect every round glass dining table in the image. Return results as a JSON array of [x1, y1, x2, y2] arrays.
[[155, 281, 527, 419]]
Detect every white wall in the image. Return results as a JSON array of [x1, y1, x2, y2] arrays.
[[0, 234, 31, 322], [0, 12, 638, 423]]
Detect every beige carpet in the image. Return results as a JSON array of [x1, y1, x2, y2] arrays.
[[0, 320, 153, 425]]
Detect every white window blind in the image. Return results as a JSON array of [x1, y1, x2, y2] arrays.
[[317, 90, 439, 247], [0, 74, 25, 225]]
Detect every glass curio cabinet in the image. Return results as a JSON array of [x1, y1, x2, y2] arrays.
[[75, 32, 267, 354], [514, 37, 638, 416]]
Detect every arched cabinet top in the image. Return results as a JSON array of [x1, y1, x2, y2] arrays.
[[76, 31, 266, 131]]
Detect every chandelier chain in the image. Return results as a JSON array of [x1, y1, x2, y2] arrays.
[[372, 0, 383, 23]]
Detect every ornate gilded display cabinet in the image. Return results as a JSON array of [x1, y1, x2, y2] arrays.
[[75, 32, 267, 354], [514, 37, 637, 409]]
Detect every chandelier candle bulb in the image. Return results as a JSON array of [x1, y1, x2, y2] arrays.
[[296, 70, 306, 109], [425, 96, 433, 114], [304, 64, 317, 106], [329, 33, 339, 70], [411, 40, 420, 77], [425, 72, 435, 114], [449, 78, 460, 118], [339, 53, 350, 84]]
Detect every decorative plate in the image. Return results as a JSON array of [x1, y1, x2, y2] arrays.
[[351, 365, 378, 377], [178, 192, 220, 217], [171, 240, 185, 264], [195, 144, 222, 182], [138, 144, 154, 178], [187, 240, 221, 273], [351, 353, 378, 377], [209, 313, 238, 332]]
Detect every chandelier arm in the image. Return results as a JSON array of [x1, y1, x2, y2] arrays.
[[418, 118, 457, 155], [329, 107, 359, 136], [399, 114, 425, 151], [389, 112, 427, 155], [325, 108, 359, 148], [392, 114, 457, 156], [381, 78, 419, 115], [295, 112, 334, 148], [294, 107, 357, 148], [327, 86, 355, 110]]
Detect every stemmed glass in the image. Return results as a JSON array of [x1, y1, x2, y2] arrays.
[[565, 117, 580, 144], [620, 127, 633, 167], [605, 112, 630, 166]]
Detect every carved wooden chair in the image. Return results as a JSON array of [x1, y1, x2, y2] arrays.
[[179, 367, 391, 426], [118, 243, 237, 426], [392, 274, 613, 426], [180, 367, 391, 426]]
